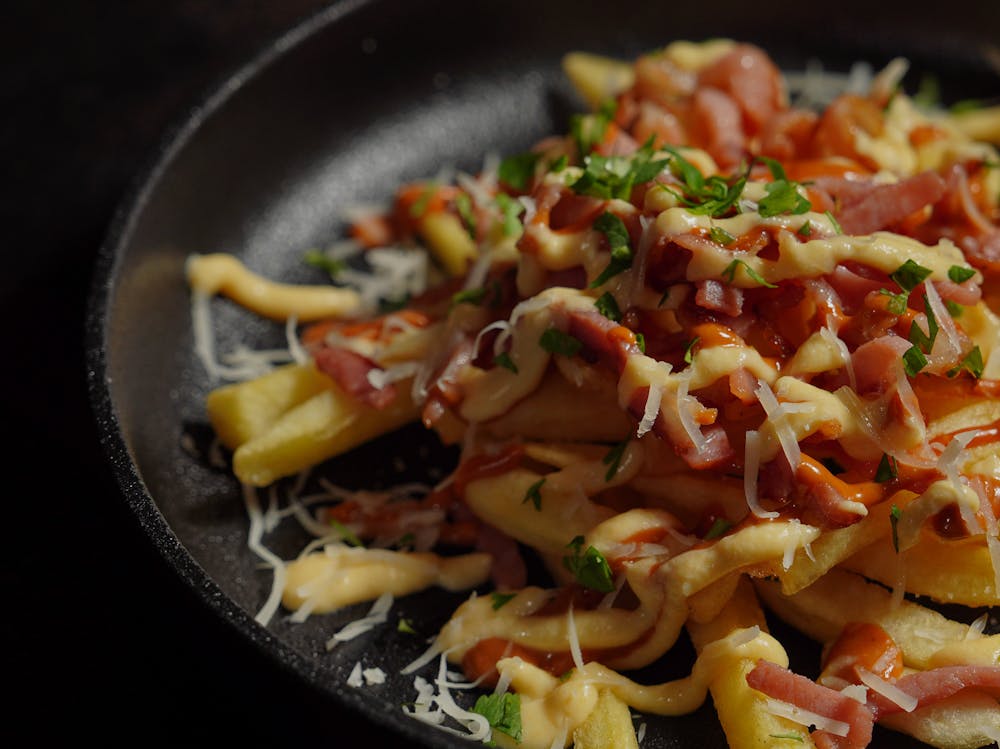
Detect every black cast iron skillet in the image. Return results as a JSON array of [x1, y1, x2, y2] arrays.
[[88, 0, 1000, 746]]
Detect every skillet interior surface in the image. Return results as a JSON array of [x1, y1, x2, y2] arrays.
[[90, 0, 1000, 745]]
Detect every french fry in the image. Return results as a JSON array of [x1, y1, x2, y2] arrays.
[[753, 570, 993, 670], [561, 53, 635, 111], [572, 688, 640, 749], [206, 362, 334, 449], [232, 379, 418, 486], [842, 532, 998, 607], [879, 691, 1000, 749], [417, 211, 477, 277], [687, 578, 818, 749]]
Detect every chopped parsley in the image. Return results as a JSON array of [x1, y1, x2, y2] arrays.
[[948, 265, 976, 283], [890, 505, 902, 553], [721, 258, 777, 288], [704, 518, 733, 540], [825, 210, 843, 235], [397, 617, 417, 634], [548, 154, 569, 173], [634, 332, 646, 353], [522, 478, 545, 511], [594, 291, 622, 322], [570, 99, 617, 157], [879, 288, 910, 316], [494, 351, 519, 373], [451, 286, 488, 308], [303, 249, 345, 279], [945, 299, 964, 318], [590, 211, 634, 287], [709, 226, 736, 246], [902, 345, 929, 377], [874, 453, 898, 483], [797, 221, 812, 237], [471, 691, 523, 743], [683, 336, 700, 364], [947, 346, 985, 379], [329, 518, 363, 547], [454, 192, 477, 238], [904, 295, 939, 375], [491, 592, 516, 610], [890, 259, 934, 293], [539, 328, 583, 357], [494, 192, 525, 237], [756, 157, 811, 217], [770, 733, 806, 743], [663, 147, 748, 217], [571, 137, 670, 201], [562, 536, 616, 593], [602, 438, 629, 481], [409, 183, 438, 218], [498, 152, 540, 191]]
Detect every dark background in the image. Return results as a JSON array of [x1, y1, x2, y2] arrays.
[[5, 1, 401, 743]]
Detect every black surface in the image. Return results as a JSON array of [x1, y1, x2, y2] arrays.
[[7, 1, 1000, 747]]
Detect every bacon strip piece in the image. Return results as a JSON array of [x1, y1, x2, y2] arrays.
[[746, 659, 875, 749], [313, 346, 397, 409], [832, 171, 946, 236], [868, 666, 1000, 718]]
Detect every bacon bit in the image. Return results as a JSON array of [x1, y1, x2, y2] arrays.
[[759, 109, 820, 163], [747, 660, 875, 749], [313, 345, 397, 409], [820, 622, 904, 687], [350, 212, 395, 248], [835, 171, 946, 235], [696, 279, 744, 317], [565, 309, 642, 373], [811, 94, 885, 171], [868, 665, 1000, 719], [451, 444, 525, 497], [697, 44, 785, 135], [796, 455, 880, 528], [632, 100, 686, 149], [689, 87, 746, 169]]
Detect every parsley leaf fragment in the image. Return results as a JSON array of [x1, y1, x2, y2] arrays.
[[602, 438, 629, 481], [471, 692, 523, 743], [562, 536, 616, 593], [494, 351, 519, 374], [721, 259, 777, 288], [539, 328, 583, 357], [498, 152, 540, 191], [594, 291, 622, 322], [683, 337, 700, 364], [890, 259, 933, 293], [704, 518, 733, 540], [571, 137, 669, 201], [947, 346, 984, 379], [590, 211, 634, 287], [948, 265, 976, 283], [491, 592, 516, 610], [875, 453, 898, 483], [890, 505, 902, 553], [522, 478, 545, 511], [304, 249, 345, 279]]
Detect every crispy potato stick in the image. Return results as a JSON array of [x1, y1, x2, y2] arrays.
[[774, 495, 914, 594], [842, 533, 998, 607], [880, 691, 1000, 749], [417, 211, 477, 277], [231, 379, 418, 486], [949, 105, 1000, 145], [687, 578, 817, 749], [206, 363, 335, 449], [561, 52, 635, 110], [754, 570, 998, 670], [572, 688, 640, 749]]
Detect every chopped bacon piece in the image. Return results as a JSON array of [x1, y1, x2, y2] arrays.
[[313, 345, 397, 409], [747, 660, 875, 749], [868, 666, 1000, 718], [696, 279, 744, 317], [690, 86, 746, 169], [697, 44, 785, 135], [835, 171, 946, 235]]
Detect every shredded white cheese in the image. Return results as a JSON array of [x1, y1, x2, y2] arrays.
[[325, 591, 394, 650], [744, 430, 778, 519], [857, 668, 918, 712], [762, 698, 851, 737]]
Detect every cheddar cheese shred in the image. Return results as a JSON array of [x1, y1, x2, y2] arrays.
[[188, 40, 1000, 749]]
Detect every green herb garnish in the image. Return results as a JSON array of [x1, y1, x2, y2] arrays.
[[756, 157, 811, 218], [491, 592, 516, 610], [948, 265, 976, 283], [498, 152, 540, 191], [704, 518, 733, 540], [721, 259, 777, 288], [683, 337, 700, 364], [890, 259, 934, 292], [571, 137, 669, 201], [409, 183, 437, 218], [570, 99, 617, 157], [634, 332, 646, 354], [590, 211, 634, 287], [945, 299, 964, 318], [602, 438, 630, 481], [875, 453, 898, 483], [494, 351, 519, 373], [770, 733, 806, 743], [902, 345, 929, 377], [797, 221, 812, 237], [329, 518, 363, 547], [522, 478, 545, 511], [398, 618, 417, 634], [663, 147, 748, 217], [709, 226, 736, 246], [494, 192, 525, 237], [304, 249, 345, 278], [472, 692, 523, 742], [454, 192, 477, 238], [594, 291, 622, 322], [451, 286, 488, 308], [562, 536, 615, 593], [539, 328, 583, 357], [825, 210, 843, 235], [890, 504, 902, 553], [947, 346, 984, 379]]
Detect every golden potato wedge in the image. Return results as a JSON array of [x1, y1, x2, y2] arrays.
[[417, 211, 477, 277], [562, 52, 635, 110], [232, 379, 418, 486], [572, 688, 639, 749], [206, 363, 334, 449]]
